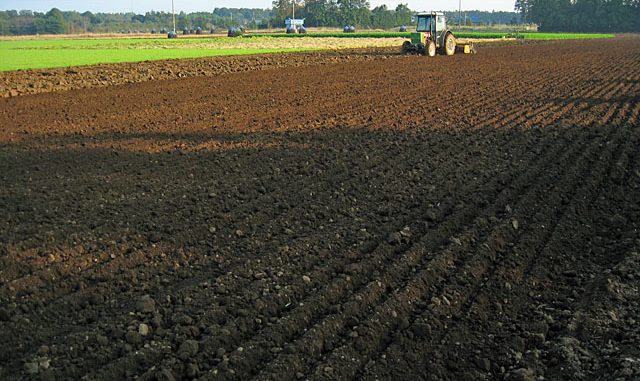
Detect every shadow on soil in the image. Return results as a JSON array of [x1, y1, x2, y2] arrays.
[[0, 126, 529, 255], [0, 122, 639, 381]]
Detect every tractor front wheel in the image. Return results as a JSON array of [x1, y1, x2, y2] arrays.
[[444, 33, 456, 56], [427, 40, 436, 57], [401, 41, 412, 54]]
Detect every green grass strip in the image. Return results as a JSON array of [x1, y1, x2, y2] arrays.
[[516, 32, 614, 40], [0, 38, 315, 71], [247, 32, 411, 38]]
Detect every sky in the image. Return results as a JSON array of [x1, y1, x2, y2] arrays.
[[0, 1, 516, 13]]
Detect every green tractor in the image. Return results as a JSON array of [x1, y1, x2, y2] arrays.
[[402, 12, 475, 56]]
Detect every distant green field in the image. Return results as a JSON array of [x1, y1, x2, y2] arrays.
[[0, 32, 615, 72], [0, 38, 314, 71], [251, 31, 615, 40], [457, 32, 614, 40], [516, 32, 615, 40]]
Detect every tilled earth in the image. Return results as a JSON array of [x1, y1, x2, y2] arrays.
[[1, 37, 639, 381], [0, 48, 400, 98]]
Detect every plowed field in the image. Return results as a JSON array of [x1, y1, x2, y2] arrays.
[[1, 37, 639, 381]]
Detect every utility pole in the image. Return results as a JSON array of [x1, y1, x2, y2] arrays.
[[172, 0, 176, 32], [458, 0, 462, 31]]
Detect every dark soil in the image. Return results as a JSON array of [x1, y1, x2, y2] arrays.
[[1, 37, 639, 381], [0, 42, 525, 98], [0, 48, 401, 98]]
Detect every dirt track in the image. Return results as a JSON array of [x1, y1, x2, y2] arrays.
[[1, 37, 639, 380]]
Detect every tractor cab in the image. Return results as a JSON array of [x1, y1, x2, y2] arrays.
[[411, 12, 449, 50]]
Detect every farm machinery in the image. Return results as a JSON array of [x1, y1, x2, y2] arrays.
[[402, 12, 476, 56]]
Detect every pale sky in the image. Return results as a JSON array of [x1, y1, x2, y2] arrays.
[[1, 0, 516, 13]]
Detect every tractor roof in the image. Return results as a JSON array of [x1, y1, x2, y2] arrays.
[[416, 12, 445, 16]]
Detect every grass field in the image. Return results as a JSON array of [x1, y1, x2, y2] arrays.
[[0, 31, 615, 71], [0, 36, 410, 71], [463, 32, 615, 40], [0, 38, 319, 71]]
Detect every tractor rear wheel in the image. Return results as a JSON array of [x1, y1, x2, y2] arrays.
[[444, 33, 456, 56], [427, 40, 436, 57]]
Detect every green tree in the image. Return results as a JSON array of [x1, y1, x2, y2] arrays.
[[272, 0, 300, 20], [337, 0, 370, 26], [519, 0, 638, 32], [176, 12, 187, 29], [370, 5, 391, 28], [0, 12, 10, 35], [515, 0, 531, 23], [44, 8, 65, 34], [0, 17, 9, 34], [394, 4, 412, 26], [81, 11, 93, 32], [306, 0, 339, 26]]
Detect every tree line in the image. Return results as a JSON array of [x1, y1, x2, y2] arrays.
[[273, 1, 523, 29], [0, 8, 272, 35], [271, 0, 412, 28], [515, 0, 640, 32], [0, 4, 529, 36], [3, 1, 639, 35]]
